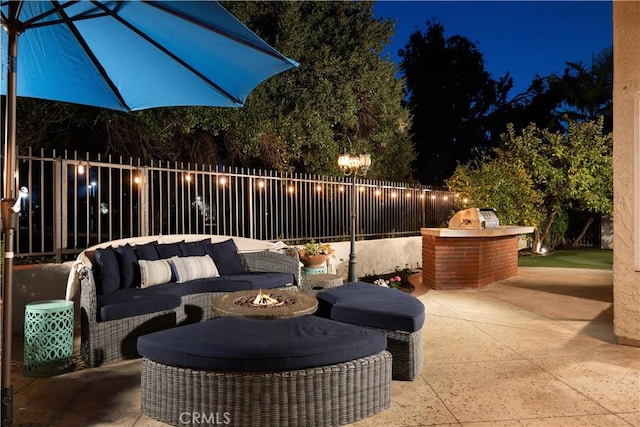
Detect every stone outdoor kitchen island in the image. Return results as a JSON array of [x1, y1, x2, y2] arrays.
[[421, 224, 534, 290]]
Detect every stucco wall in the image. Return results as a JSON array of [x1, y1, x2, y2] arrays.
[[327, 236, 422, 278], [613, 2, 640, 346]]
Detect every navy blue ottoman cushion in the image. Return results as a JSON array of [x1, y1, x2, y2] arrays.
[[316, 282, 425, 333], [137, 315, 386, 372]]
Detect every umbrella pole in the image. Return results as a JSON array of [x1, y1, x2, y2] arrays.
[[1, 18, 19, 426]]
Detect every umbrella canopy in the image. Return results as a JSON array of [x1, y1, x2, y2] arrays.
[[1, 1, 298, 109], [0, 2, 297, 424]]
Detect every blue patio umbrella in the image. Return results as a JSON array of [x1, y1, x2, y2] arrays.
[[0, 1, 297, 423]]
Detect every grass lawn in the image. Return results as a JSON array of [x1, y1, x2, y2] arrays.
[[518, 249, 613, 270]]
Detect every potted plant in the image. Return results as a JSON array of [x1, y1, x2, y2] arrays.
[[297, 241, 334, 268]]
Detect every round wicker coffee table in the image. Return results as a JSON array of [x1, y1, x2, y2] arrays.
[[211, 289, 318, 319]]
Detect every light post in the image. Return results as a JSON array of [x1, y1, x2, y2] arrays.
[[338, 152, 371, 282]]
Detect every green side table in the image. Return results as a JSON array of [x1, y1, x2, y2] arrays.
[[24, 299, 74, 377]]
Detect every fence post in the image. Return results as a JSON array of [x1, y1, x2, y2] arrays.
[[54, 158, 63, 262], [140, 166, 149, 237], [247, 175, 254, 239]]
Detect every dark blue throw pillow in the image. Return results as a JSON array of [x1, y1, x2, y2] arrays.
[[135, 242, 159, 261], [116, 243, 140, 288], [204, 239, 246, 275], [94, 247, 120, 295], [180, 239, 209, 256], [156, 241, 183, 259]]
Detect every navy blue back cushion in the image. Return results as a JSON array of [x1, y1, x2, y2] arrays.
[[137, 316, 387, 372], [94, 247, 120, 295], [116, 243, 139, 288], [180, 239, 209, 256], [204, 239, 246, 275], [136, 242, 159, 260], [157, 242, 183, 259]]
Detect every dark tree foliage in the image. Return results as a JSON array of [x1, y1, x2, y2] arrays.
[[10, 1, 415, 182], [548, 46, 613, 133], [399, 21, 511, 185], [491, 46, 613, 140]]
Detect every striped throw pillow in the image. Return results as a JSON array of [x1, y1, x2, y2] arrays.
[[138, 259, 172, 288], [170, 255, 219, 283]]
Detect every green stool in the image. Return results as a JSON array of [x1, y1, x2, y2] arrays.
[[24, 299, 74, 377]]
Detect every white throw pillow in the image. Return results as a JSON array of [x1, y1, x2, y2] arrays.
[[170, 255, 219, 283], [138, 259, 172, 288]]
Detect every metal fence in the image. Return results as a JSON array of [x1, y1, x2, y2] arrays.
[[12, 149, 456, 261]]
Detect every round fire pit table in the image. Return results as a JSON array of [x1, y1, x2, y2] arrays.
[[303, 273, 344, 296], [212, 289, 318, 319]]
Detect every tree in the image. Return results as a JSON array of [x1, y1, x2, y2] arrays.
[[548, 46, 613, 132], [11, 2, 415, 181], [219, 1, 415, 180], [489, 46, 613, 142], [447, 118, 612, 252], [445, 154, 543, 229], [399, 21, 512, 185]]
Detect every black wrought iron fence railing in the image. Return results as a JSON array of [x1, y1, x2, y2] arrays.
[[9, 149, 457, 261]]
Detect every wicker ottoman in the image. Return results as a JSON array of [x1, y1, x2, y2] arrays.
[[316, 282, 425, 381], [138, 316, 392, 426]]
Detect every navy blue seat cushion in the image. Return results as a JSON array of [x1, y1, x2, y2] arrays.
[[150, 273, 294, 297], [157, 241, 183, 259], [180, 239, 209, 256], [97, 287, 181, 322], [204, 239, 246, 275], [137, 315, 386, 372], [116, 243, 139, 288], [224, 272, 295, 289], [151, 277, 243, 296], [136, 242, 159, 260], [93, 247, 121, 295], [316, 282, 425, 333]]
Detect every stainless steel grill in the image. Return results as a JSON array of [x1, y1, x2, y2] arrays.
[[448, 208, 499, 229]]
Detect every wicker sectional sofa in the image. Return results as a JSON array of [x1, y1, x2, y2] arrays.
[[67, 235, 300, 367]]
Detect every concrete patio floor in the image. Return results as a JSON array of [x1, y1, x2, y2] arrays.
[[8, 266, 640, 426]]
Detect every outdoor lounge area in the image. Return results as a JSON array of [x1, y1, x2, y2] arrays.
[[7, 266, 639, 426]]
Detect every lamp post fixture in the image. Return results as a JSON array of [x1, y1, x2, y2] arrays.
[[338, 152, 372, 282]]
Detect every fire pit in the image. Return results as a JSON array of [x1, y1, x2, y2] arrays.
[[211, 289, 317, 319]]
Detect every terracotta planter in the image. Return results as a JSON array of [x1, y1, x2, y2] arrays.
[[300, 254, 328, 268]]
